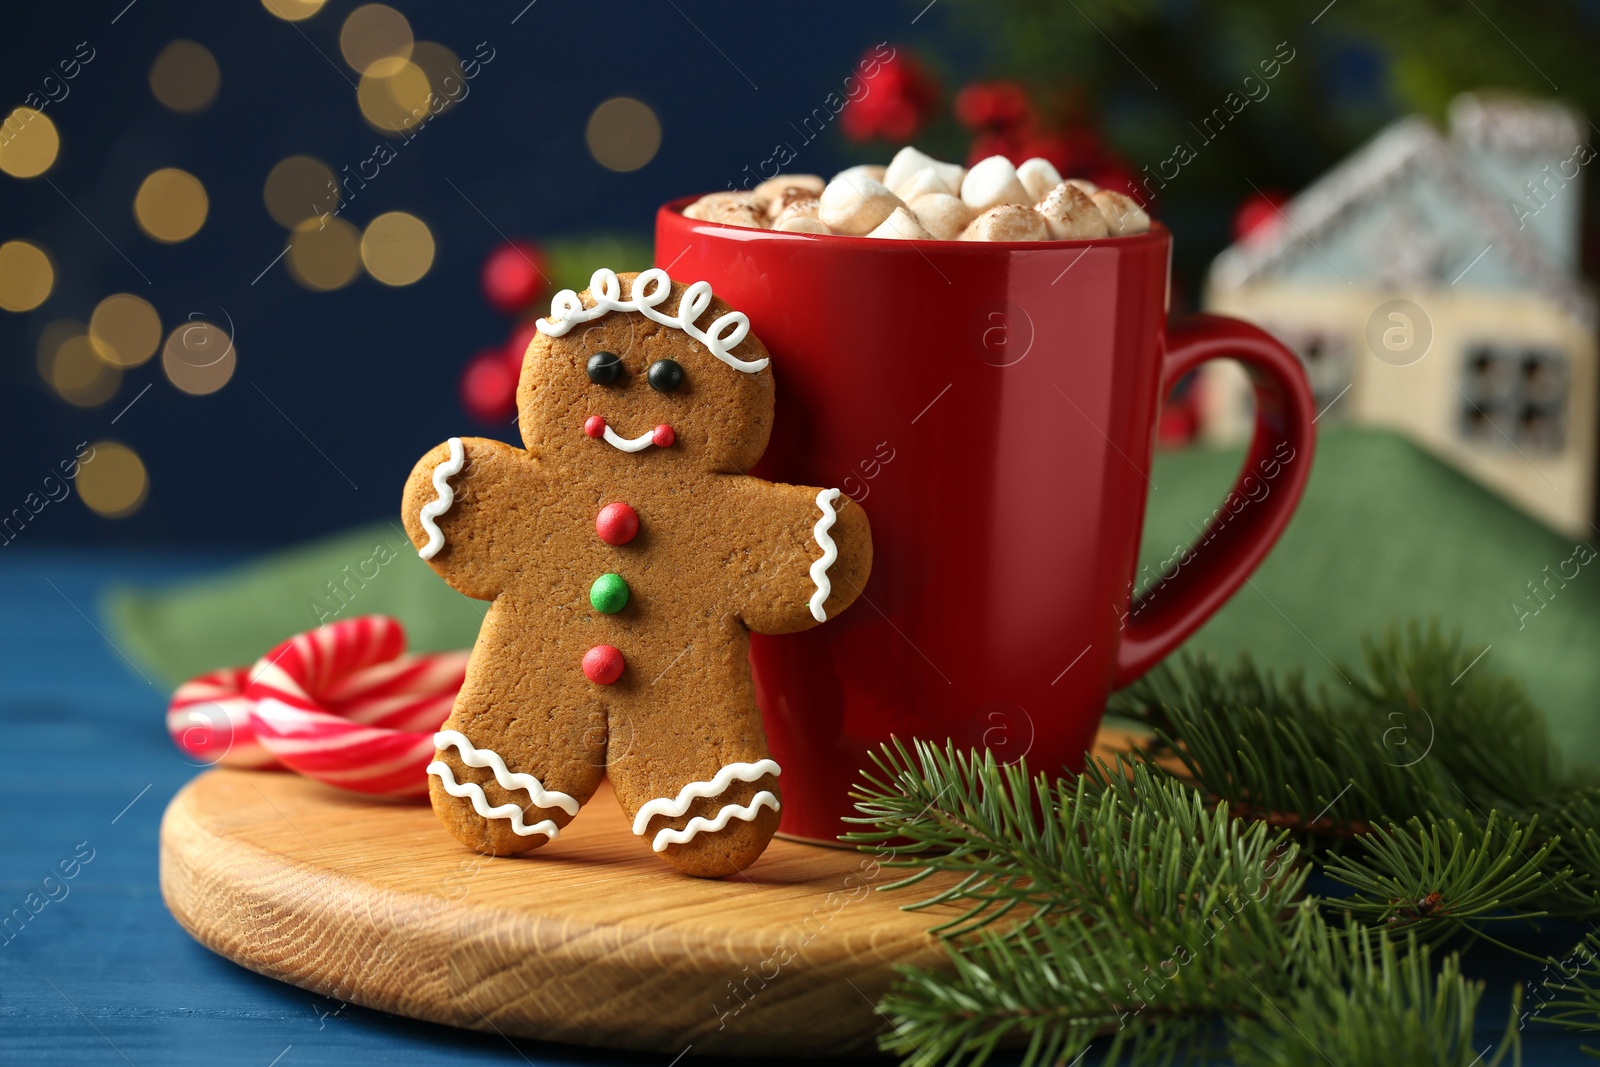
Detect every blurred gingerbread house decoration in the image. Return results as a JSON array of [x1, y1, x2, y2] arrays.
[[1203, 93, 1597, 536]]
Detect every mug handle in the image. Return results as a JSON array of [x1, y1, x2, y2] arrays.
[[1113, 314, 1318, 689]]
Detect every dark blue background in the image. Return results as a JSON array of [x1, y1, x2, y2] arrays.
[[2, 0, 981, 547]]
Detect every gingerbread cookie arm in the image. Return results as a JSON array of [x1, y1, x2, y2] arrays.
[[723, 478, 873, 636], [400, 437, 533, 601]]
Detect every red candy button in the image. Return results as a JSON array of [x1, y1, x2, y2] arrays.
[[651, 424, 675, 448], [596, 502, 639, 545], [582, 644, 624, 684], [584, 415, 606, 439]]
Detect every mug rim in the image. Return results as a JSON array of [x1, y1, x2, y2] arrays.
[[658, 193, 1170, 253]]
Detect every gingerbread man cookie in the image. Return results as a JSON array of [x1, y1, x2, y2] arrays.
[[401, 269, 872, 877]]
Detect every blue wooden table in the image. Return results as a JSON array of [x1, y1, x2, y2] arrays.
[[0, 550, 1587, 1064]]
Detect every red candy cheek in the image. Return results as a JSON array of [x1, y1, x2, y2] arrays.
[[595, 502, 639, 545], [584, 415, 606, 439], [582, 644, 625, 685]]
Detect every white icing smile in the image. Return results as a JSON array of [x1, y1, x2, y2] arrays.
[[603, 425, 658, 452], [584, 416, 675, 453]]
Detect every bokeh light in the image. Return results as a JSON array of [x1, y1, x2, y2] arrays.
[[410, 42, 463, 115], [162, 319, 236, 395], [264, 155, 338, 228], [0, 239, 53, 311], [149, 40, 220, 113], [45, 333, 122, 407], [89, 293, 162, 368], [585, 97, 662, 173], [340, 4, 413, 74], [260, 0, 327, 21], [287, 216, 361, 290], [0, 107, 60, 179], [36, 318, 85, 374], [360, 211, 434, 286], [135, 168, 209, 243], [357, 58, 431, 133], [77, 441, 148, 519]]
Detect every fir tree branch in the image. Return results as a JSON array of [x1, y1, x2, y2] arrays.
[[1530, 931, 1600, 1055], [844, 740, 1304, 938], [851, 625, 1567, 1064], [851, 739, 1521, 1066], [1110, 623, 1563, 840], [1321, 813, 1560, 957], [1226, 926, 1520, 1067], [1541, 789, 1600, 916]]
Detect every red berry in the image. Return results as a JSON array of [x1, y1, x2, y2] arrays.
[[966, 131, 1021, 168], [505, 320, 541, 376], [460, 349, 517, 423], [987, 82, 1033, 130], [582, 644, 625, 685], [841, 46, 939, 143], [954, 85, 996, 129], [595, 502, 639, 545], [651, 424, 675, 448], [481, 241, 546, 315], [1233, 190, 1288, 242]]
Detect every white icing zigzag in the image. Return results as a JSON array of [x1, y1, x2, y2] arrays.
[[535, 268, 769, 374], [433, 730, 580, 815], [808, 488, 842, 623], [630, 758, 782, 836], [427, 762, 563, 839], [417, 437, 465, 561], [649, 792, 780, 852]]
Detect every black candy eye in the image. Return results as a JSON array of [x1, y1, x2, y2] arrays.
[[586, 351, 622, 385], [647, 359, 683, 392]]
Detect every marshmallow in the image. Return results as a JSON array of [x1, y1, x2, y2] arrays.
[[908, 193, 972, 241], [763, 187, 821, 221], [895, 168, 955, 202], [1064, 178, 1100, 196], [818, 175, 903, 236], [959, 204, 1048, 242], [1017, 157, 1064, 203], [752, 173, 823, 201], [752, 175, 825, 218], [1037, 181, 1109, 240], [774, 213, 829, 234], [683, 192, 767, 230], [773, 196, 819, 222], [831, 163, 887, 187], [960, 155, 1032, 214], [1092, 190, 1151, 236], [864, 206, 933, 241], [883, 147, 966, 200], [772, 197, 825, 233]]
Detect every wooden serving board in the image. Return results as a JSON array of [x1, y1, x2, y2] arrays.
[[160, 732, 1137, 1056]]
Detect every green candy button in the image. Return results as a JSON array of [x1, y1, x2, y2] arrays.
[[589, 572, 630, 614]]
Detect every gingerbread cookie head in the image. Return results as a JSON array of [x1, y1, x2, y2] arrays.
[[518, 269, 775, 475]]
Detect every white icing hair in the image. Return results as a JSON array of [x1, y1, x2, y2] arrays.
[[535, 267, 769, 373]]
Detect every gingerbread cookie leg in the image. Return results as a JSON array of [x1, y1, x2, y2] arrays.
[[428, 603, 607, 856], [608, 696, 781, 878]]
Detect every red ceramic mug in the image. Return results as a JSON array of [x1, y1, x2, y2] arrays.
[[656, 200, 1316, 843]]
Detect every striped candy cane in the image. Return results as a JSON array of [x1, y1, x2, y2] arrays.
[[167, 665, 274, 768], [166, 616, 468, 797]]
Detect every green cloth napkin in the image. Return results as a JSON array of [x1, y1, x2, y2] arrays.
[[103, 523, 488, 683], [103, 427, 1600, 767]]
